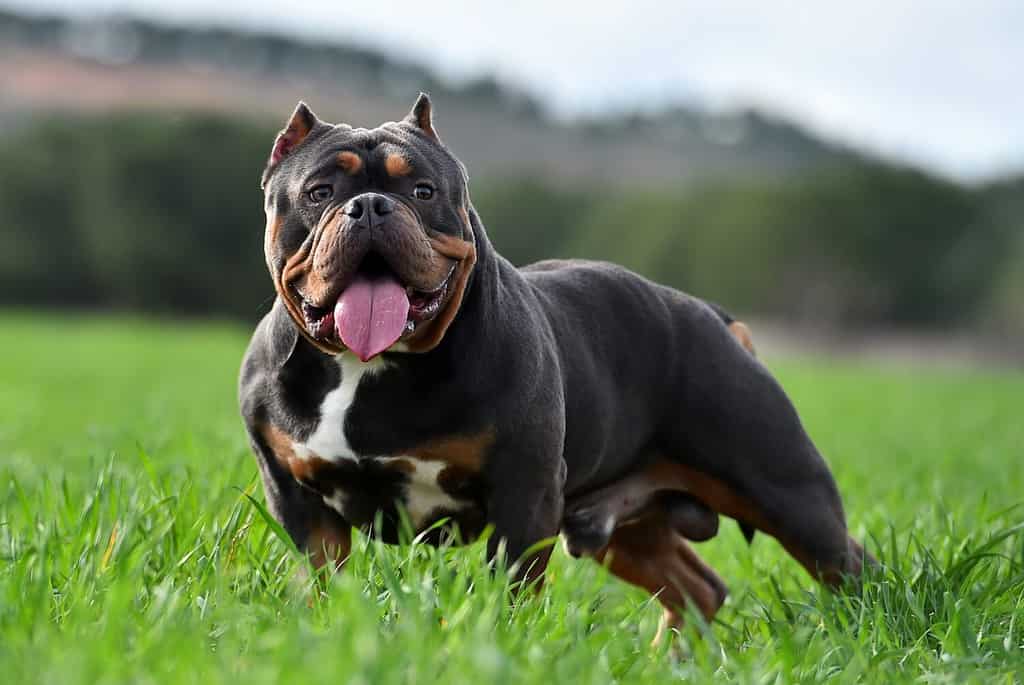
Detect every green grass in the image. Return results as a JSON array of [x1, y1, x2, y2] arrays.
[[1, 312, 1022, 683]]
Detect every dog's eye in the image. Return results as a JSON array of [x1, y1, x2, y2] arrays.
[[308, 185, 333, 203], [412, 184, 434, 200]]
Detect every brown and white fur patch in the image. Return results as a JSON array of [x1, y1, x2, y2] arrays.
[[289, 354, 472, 529]]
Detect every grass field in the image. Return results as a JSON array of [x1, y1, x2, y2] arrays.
[[1, 313, 1022, 683]]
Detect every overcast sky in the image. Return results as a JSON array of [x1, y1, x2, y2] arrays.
[[6, 0, 1023, 180]]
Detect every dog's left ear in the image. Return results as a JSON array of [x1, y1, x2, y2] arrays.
[[404, 92, 440, 142]]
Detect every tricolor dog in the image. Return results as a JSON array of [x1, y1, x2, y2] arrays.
[[239, 94, 870, 629]]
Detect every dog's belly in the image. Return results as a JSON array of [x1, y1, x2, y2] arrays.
[[286, 355, 487, 540]]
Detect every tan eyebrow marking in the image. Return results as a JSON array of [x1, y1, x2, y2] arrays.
[[385, 153, 412, 177], [337, 151, 363, 175]]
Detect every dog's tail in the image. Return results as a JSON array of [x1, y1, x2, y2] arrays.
[[707, 301, 756, 357]]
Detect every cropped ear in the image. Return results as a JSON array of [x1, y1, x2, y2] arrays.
[[263, 102, 319, 184], [403, 92, 440, 142]]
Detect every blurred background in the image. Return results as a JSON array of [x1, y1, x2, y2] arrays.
[[1, 2, 1021, 364]]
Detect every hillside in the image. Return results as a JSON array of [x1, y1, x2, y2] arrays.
[[0, 10, 857, 185], [1, 10, 1020, 337]]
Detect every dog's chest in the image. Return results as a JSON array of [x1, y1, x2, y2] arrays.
[[285, 355, 486, 534]]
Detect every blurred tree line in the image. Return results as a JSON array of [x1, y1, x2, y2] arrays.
[[1, 113, 1020, 332]]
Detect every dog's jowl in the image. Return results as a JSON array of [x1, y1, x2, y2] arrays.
[[239, 94, 871, 629]]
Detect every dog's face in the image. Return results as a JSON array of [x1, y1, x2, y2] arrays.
[[262, 94, 477, 361]]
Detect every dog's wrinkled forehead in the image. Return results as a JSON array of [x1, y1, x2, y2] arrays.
[[262, 94, 467, 201]]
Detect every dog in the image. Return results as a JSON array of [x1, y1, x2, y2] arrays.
[[239, 94, 870, 630]]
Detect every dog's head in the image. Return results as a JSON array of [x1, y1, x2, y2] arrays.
[[261, 94, 477, 361]]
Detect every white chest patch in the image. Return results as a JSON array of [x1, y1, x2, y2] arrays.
[[292, 353, 472, 531], [292, 354, 384, 464]]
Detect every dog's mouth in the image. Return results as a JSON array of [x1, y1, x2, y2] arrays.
[[298, 253, 455, 361]]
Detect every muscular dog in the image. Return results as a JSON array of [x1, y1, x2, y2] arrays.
[[239, 94, 870, 627]]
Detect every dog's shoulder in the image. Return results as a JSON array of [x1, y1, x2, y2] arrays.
[[238, 307, 280, 426], [238, 301, 315, 425]]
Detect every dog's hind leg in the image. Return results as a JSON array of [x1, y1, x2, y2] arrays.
[[659, 307, 873, 586], [590, 508, 728, 637], [653, 460, 867, 587], [562, 312, 757, 558]]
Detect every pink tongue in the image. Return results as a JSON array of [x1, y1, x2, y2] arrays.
[[334, 273, 410, 361]]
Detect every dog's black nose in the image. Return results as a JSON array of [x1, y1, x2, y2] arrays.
[[343, 193, 394, 225], [370, 194, 395, 216]]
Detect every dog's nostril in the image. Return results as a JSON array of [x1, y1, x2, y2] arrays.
[[343, 198, 364, 219], [372, 195, 395, 216]]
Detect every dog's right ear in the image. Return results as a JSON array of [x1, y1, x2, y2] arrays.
[[262, 102, 320, 187]]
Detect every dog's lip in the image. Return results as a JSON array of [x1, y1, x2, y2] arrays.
[[296, 265, 454, 314], [405, 264, 455, 297], [406, 267, 454, 323], [294, 263, 457, 342], [300, 297, 329, 321], [299, 296, 335, 341]]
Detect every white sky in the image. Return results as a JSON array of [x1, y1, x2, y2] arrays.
[[6, 0, 1023, 180]]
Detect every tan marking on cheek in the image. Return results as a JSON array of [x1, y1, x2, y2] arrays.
[[264, 214, 283, 264], [270, 205, 347, 356], [337, 151, 363, 175], [728, 321, 756, 355], [296, 269, 335, 308], [274, 238, 324, 350], [405, 233, 477, 354], [457, 206, 472, 238], [385, 153, 412, 177], [428, 231, 475, 261], [295, 204, 351, 305], [409, 429, 494, 471]]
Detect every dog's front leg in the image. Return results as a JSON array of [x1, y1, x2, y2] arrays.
[[483, 433, 566, 585], [247, 422, 352, 571]]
